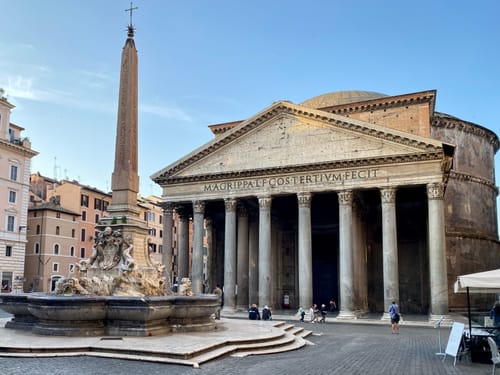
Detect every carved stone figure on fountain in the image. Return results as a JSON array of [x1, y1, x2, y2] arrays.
[[77, 226, 135, 273], [53, 278, 90, 296]]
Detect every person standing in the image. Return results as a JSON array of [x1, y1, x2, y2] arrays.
[[389, 301, 400, 334], [213, 284, 223, 320], [490, 301, 500, 327]]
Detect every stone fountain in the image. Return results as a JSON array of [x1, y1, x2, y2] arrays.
[[1, 10, 220, 338], [0, 226, 220, 336]]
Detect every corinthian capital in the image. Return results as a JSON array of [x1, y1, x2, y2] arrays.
[[193, 200, 205, 214], [224, 198, 237, 212], [258, 196, 272, 209], [337, 190, 353, 205], [380, 188, 397, 204], [427, 182, 445, 200], [297, 192, 312, 208]]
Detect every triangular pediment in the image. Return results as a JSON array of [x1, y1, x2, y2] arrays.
[[152, 101, 446, 184]]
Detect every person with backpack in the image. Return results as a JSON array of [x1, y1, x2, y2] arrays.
[[262, 305, 272, 321], [248, 304, 261, 320], [389, 301, 400, 334]]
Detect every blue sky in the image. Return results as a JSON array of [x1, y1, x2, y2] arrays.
[[0, 1, 499, 198]]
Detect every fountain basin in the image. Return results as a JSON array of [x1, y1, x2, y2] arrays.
[[0, 293, 219, 337]]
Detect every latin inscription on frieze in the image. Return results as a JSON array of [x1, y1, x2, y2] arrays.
[[204, 168, 379, 192]]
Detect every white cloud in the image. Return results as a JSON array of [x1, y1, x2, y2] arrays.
[[141, 103, 193, 122]]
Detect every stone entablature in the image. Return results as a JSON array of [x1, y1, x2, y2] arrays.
[[161, 161, 444, 202]]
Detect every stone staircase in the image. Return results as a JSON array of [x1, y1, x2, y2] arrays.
[[0, 319, 312, 368]]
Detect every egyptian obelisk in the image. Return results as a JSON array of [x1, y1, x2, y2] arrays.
[[104, 3, 150, 266]]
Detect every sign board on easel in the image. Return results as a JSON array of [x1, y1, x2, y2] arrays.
[[443, 322, 465, 366]]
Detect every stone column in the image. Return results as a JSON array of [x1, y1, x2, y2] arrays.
[[223, 198, 237, 311], [297, 192, 313, 310], [192, 200, 205, 295], [352, 195, 367, 312], [237, 204, 249, 309], [205, 218, 215, 293], [381, 188, 399, 315], [258, 196, 272, 308], [248, 212, 259, 306], [338, 190, 355, 318], [427, 182, 449, 315], [176, 206, 190, 280], [160, 202, 174, 291]]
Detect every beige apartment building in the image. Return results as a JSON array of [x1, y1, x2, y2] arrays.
[[46, 180, 112, 261], [0, 95, 37, 292], [24, 198, 80, 292]]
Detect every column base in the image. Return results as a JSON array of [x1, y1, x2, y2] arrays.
[[336, 310, 358, 320], [380, 312, 391, 321]]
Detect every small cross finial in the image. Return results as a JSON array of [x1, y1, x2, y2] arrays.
[[125, 1, 138, 28], [125, 2, 138, 37]]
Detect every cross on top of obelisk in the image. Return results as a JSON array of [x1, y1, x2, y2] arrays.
[[125, 1, 138, 37]]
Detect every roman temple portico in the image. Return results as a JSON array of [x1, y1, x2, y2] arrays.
[[153, 91, 464, 317]]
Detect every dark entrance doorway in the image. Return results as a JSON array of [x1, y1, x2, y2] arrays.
[[311, 193, 339, 307]]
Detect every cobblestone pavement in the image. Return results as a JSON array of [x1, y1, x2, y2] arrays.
[[0, 316, 493, 375]]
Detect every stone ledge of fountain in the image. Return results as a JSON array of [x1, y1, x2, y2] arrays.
[[0, 293, 219, 337]]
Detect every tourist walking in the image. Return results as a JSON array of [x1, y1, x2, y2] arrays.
[[320, 304, 328, 323], [297, 307, 305, 322], [389, 301, 400, 334]]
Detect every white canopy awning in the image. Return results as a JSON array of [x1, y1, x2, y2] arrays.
[[454, 268, 500, 294]]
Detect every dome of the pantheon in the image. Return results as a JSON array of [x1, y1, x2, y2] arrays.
[[301, 90, 388, 109]]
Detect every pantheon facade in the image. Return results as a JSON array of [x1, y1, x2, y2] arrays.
[[152, 90, 500, 317]]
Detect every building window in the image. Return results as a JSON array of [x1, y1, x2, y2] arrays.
[[70, 246, 75, 256], [159, 215, 163, 224], [69, 264, 75, 273], [158, 245, 163, 254], [5, 245, 12, 257], [36, 224, 41, 235], [80, 248, 86, 258], [56, 212, 61, 218], [54, 244, 60, 255], [81, 229, 86, 242], [53, 263, 59, 272], [95, 214, 99, 223], [103, 201, 109, 211], [7, 216, 15, 232], [160, 230, 163, 238], [71, 228, 75, 238], [80, 194, 89, 207], [94, 198, 102, 210], [10, 165, 18, 181], [56, 226, 60, 235], [81, 210, 87, 221], [34, 243, 40, 254], [8, 190, 17, 204]]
